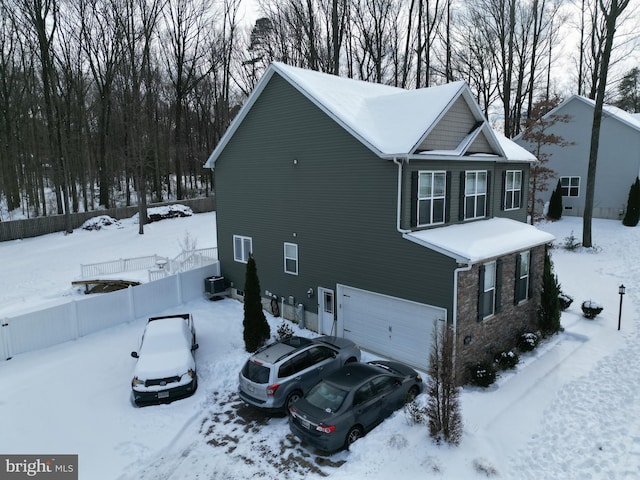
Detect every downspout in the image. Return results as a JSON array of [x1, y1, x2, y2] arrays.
[[453, 262, 473, 374], [393, 157, 411, 234]]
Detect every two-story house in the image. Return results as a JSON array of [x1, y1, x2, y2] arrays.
[[205, 62, 554, 381], [514, 95, 640, 220]]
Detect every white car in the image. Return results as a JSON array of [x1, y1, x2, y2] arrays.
[[130, 313, 198, 405]]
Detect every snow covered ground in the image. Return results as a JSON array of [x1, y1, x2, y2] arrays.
[[0, 211, 638, 479]]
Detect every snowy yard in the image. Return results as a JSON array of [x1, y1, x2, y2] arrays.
[[0, 212, 638, 479]]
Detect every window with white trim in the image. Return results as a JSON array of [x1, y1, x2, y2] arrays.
[[479, 261, 496, 319], [465, 170, 487, 219], [515, 251, 530, 303], [233, 235, 252, 263], [560, 176, 580, 197], [417, 171, 446, 226], [284, 242, 298, 275], [504, 170, 522, 210]]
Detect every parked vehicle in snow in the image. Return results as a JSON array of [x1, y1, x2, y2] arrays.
[[289, 360, 422, 452], [238, 336, 361, 413], [130, 313, 198, 405]]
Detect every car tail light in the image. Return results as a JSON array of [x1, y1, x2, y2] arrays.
[[316, 424, 336, 434], [266, 383, 280, 397]]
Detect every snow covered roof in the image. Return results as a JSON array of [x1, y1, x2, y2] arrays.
[[205, 63, 531, 167], [517, 95, 640, 138], [403, 217, 555, 264]]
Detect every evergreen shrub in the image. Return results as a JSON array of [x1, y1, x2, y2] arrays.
[[517, 332, 539, 352], [494, 350, 519, 370], [468, 362, 497, 388]]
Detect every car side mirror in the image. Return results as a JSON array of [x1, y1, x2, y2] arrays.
[[192, 343, 199, 351], [131, 352, 139, 359]]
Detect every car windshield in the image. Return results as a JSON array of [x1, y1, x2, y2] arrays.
[[242, 360, 270, 384], [306, 381, 348, 413]]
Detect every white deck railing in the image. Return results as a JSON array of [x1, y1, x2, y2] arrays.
[[80, 247, 218, 281]]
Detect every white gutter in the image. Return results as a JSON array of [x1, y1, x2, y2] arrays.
[[452, 262, 473, 372], [393, 157, 411, 234]]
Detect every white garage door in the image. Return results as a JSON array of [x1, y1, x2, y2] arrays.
[[337, 285, 446, 371]]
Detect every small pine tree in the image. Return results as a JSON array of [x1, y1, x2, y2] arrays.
[[622, 177, 640, 227], [538, 246, 562, 336], [547, 180, 563, 220], [243, 255, 271, 352], [426, 322, 463, 445]]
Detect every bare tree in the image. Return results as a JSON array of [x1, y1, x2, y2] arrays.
[[160, 0, 212, 200], [426, 321, 462, 445], [520, 96, 573, 224], [583, 0, 631, 248]]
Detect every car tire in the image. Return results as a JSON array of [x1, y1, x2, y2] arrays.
[[285, 390, 303, 414], [345, 425, 363, 449], [406, 385, 420, 403]]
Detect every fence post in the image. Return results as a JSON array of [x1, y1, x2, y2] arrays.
[[71, 300, 80, 339], [128, 285, 136, 322], [177, 272, 183, 305], [1, 318, 11, 360]]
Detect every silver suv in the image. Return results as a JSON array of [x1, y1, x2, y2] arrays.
[[239, 336, 361, 413]]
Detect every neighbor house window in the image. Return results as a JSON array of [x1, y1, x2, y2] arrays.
[[504, 170, 522, 210], [465, 170, 487, 219], [284, 242, 298, 275], [478, 261, 499, 320], [515, 251, 530, 303], [560, 176, 580, 197], [417, 171, 446, 226], [233, 235, 252, 263]]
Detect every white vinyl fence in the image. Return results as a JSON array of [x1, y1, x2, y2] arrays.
[[0, 263, 220, 361]]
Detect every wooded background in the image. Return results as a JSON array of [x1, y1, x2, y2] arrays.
[[0, 0, 638, 221]]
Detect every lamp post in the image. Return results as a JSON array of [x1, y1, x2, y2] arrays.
[[618, 284, 625, 331]]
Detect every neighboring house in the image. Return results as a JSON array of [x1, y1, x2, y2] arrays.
[[515, 95, 640, 220], [205, 62, 554, 382]]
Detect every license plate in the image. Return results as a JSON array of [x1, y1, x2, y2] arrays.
[[300, 419, 310, 430], [245, 383, 255, 393], [158, 391, 170, 399]]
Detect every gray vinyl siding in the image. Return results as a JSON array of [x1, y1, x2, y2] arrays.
[[214, 73, 457, 315], [515, 97, 640, 220], [400, 161, 529, 229], [417, 97, 477, 151]]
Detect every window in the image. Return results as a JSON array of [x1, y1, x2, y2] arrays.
[[504, 170, 522, 210], [515, 251, 530, 303], [233, 235, 252, 263], [284, 242, 298, 275], [560, 176, 580, 197], [465, 171, 487, 219], [479, 261, 496, 319], [417, 171, 446, 225]]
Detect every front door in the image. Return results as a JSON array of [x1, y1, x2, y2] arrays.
[[318, 288, 335, 335]]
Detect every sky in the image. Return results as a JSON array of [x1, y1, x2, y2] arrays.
[[0, 211, 638, 479]]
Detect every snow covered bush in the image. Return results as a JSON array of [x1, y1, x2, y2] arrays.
[[404, 399, 427, 425], [517, 332, 539, 352], [468, 362, 496, 388], [276, 321, 294, 340], [81, 215, 120, 231], [494, 350, 519, 370], [563, 231, 581, 251], [558, 292, 574, 310], [581, 300, 603, 319]]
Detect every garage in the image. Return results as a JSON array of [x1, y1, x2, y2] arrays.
[[336, 285, 447, 371]]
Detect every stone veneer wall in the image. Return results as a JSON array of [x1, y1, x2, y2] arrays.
[[455, 244, 546, 383]]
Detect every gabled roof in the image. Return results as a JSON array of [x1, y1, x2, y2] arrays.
[[205, 62, 534, 167], [514, 95, 640, 141]]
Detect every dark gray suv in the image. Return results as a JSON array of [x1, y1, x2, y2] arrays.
[[238, 336, 361, 413]]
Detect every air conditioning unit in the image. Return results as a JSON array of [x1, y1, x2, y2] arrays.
[[204, 276, 226, 294]]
